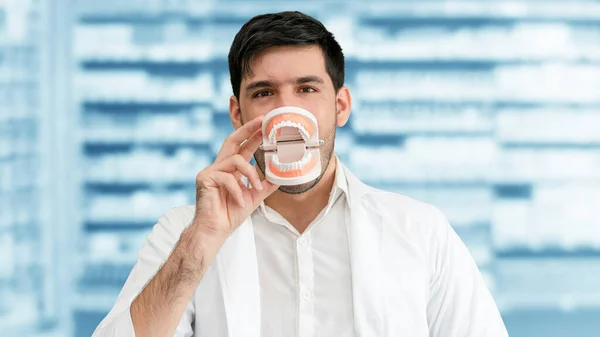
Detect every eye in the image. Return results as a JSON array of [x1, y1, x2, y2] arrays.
[[299, 86, 317, 93], [253, 90, 273, 98]]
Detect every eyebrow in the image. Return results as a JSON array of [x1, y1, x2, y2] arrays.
[[245, 76, 325, 93], [295, 76, 324, 85], [245, 80, 274, 92]]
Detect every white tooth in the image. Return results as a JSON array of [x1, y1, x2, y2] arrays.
[[272, 122, 290, 141], [288, 122, 307, 140], [271, 123, 281, 134], [300, 128, 309, 141], [271, 153, 316, 173], [303, 152, 311, 165], [273, 156, 286, 172]]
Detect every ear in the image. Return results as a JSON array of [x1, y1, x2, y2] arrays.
[[229, 95, 243, 130], [335, 86, 352, 127]]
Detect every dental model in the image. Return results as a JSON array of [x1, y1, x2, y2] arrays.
[[260, 106, 323, 186]]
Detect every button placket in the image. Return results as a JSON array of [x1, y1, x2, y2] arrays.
[[296, 233, 315, 337]]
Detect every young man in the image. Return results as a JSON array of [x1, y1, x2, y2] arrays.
[[93, 11, 508, 337]]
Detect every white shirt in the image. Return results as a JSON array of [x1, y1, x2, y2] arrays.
[[92, 161, 509, 337], [252, 158, 355, 337]]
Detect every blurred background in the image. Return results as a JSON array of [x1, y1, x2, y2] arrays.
[[1, 0, 600, 336]]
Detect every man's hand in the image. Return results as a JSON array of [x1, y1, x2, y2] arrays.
[[192, 114, 279, 239], [130, 115, 278, 337]]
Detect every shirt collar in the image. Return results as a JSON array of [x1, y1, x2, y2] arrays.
[[329, 154, 349, 204]]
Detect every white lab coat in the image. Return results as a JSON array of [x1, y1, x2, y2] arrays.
[[92, 163, 509, 337]]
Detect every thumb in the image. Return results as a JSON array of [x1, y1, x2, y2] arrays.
[[250, 179, 279, 207], [262, 180, 280, 196]]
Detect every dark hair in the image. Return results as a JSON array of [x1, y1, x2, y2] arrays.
[[228, 11, 345, 99]]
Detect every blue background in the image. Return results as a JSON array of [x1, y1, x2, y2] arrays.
[[1, 0, 600, 336]]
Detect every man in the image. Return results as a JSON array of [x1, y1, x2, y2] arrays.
[[93, 11, 508, 337]]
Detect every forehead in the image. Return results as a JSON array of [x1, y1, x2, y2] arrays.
[[243, 45, 328, 82]]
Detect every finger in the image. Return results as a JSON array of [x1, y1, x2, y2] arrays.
[[210, 172, 246, 208], [231, 129, 263, 182], [238, 128, 263, 161], [213, 154, 263, 192], [249, 179, 279, 207], [215, 115, 264, 162]]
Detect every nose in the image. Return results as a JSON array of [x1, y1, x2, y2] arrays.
[[274, 88, 302, 108]]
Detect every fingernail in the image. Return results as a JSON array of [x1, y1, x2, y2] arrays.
[[256, 182, 263, 191]]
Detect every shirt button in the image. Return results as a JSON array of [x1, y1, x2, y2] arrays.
[[298, 237, 309, 246], [301, 291, 312, 300]]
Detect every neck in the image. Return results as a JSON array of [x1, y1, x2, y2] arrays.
[[262, 155, 338, 233]]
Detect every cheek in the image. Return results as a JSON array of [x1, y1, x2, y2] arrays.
[[304, 94, 332, 115], [239, 104, 265, 123], [317, 117, 336, 140], [313, 105, 337, 137]]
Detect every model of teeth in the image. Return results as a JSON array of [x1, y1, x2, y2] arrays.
[[260, 106, 322, 185]]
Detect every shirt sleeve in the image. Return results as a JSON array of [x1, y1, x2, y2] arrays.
[[91, 206, 196, 337], [426, 205, 509, 337]]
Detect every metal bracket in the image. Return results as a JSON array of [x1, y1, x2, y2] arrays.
[[260, 139, 325, 152]]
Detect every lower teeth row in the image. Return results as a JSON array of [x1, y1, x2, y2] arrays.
[[272, 152, 312, 172]]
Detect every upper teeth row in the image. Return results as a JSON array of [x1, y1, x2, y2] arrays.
[[271, 152, 312, 172], [268, 121, 310, 143]]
